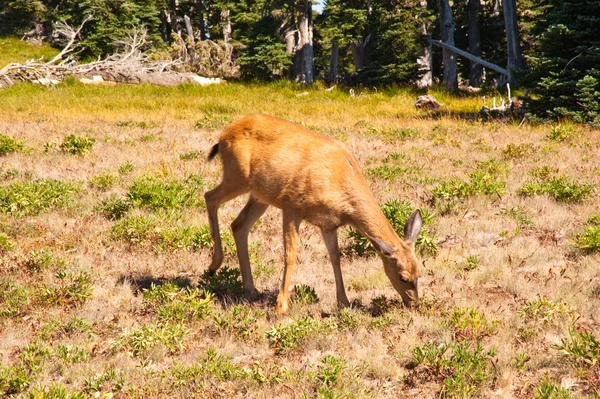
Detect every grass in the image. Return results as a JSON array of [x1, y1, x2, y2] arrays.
[[0, 37, 59, 68], [0, 43, 599, 397]]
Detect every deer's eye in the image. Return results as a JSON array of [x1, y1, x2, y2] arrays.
[[399, 274, 409, 283]]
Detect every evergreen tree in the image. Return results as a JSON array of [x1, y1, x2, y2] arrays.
[[525, 0, 600, 124]]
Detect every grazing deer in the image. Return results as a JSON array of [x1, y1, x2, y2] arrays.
[[204, 114, 422, 314]]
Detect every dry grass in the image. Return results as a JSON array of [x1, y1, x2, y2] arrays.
[[1, 76, 600, 399]]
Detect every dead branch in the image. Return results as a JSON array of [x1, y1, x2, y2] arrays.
[[49, 15, 93, 64]]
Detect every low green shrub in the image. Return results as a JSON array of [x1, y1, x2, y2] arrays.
[[547, 125, 581, 142], [553, 328, 600, 366], [114, 322, 189, 357], [95, 195, 132, 220], [127, 175, 204, 210], [0, 178, 79, 217], [519, 176, 594, 203], [89, 173, 119, 190], [0, 233, 14, 253], [410, 341, 496, 398], [502, 143, 536, 159], [293, 284, 319, 304], [266, 317, 320, 354], [0, 133, 26, 155], [61, 135, 95, 155]]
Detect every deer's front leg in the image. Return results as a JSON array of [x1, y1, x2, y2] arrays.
[[321, 229, 350, 308], [276, 210, 301, 314]]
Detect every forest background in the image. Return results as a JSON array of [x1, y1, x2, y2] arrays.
[[1, 0, 599, 124]]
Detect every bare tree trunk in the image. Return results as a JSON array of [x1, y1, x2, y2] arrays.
[[196, 1, 206, 40], [328, 37, 339, 84], [160, 10, 172, 42], [350, 35, 370, 71], [416, 0, 432, 88], [468, 0, 483, 86], [221, 9, 231, 45], [169, 0, 180, 35], [438, 0, 457, 90], [503, 0, 526, 84], [184, 15, 195, 45], [295, 0, 313, 85]]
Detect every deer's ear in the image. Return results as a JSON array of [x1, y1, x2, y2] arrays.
[[404, 209, 423, 247], [370, 236, 395, 257]]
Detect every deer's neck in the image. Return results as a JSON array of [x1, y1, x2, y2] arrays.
[[348, 194, 399, 247]]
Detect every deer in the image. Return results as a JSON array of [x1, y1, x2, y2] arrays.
[[204, 114, 423, 314]]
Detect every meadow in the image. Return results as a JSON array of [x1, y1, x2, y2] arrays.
[[1, 41, 600, 399]]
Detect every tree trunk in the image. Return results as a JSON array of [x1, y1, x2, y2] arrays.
[[221, 9, 232, 45], [503, 0, 526, 84], [184, 15, 195, 44], [328, 37, 339, 84], [468, 0, 483, 86], [416, 0, 432, 88], [169, 0, 180, 35], [295, 0, 313, 85], [196, 1, 206, 40], [350, 35, 371, 71], [438, 0, 457, 90]]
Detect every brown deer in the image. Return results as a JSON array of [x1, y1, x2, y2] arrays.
[[204, 114, 422, 314]]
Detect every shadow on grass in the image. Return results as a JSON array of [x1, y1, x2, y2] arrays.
[[118, 266, 278, 308]]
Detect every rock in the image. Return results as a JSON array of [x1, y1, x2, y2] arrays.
[[415, 94, 442, 110]]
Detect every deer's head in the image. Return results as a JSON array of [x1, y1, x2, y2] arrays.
[[372, 209, 423, 308]]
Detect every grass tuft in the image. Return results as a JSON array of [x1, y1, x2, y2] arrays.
[[0, 179, 79, 217], [60, 135, 95, 155]]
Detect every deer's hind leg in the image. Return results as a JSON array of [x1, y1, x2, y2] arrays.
[[204, 182, 249, 273], [231, 195, 268, 299]]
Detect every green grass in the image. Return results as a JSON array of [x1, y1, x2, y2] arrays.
[[0, 179, 79, 217], [519, 176, 594, 203], [0, 133, 26, 155], [0, 37, 59, 68]]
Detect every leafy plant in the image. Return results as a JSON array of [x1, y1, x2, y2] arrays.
[[179, 151, 202, 160], [21, 248, 65, 273], [115, 322, 189, 357], [293, 284, 319, 304], [519, 176, 594, 203], [213, 304, 264, 339], [448, 307, 496, 341], [198, 266, 243, 299], [142, 282, 214, 322], [553, 328, 600, 366], [520, 297, 573, 323], [410, 341, 496, 399], [95, 195, 132, 220], [533, 376, 574, 399], [0, 133, 26, 155], [89, 173, 119, 190], [547, 125, 581, 142], [118, 161, 135, 174], [574, 219, 600, 252], [0, 178, 79, 217], [194, 113, 232, 130], [266, 317, 319, 355], [317, 354, 346, 388], [502, 143, 536, 159], [0, 233, 14, 253], [127, 175, 204, 210], [61, 135, 95, 155]]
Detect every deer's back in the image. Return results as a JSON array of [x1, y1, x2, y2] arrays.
[[217, 114, 368, 226]]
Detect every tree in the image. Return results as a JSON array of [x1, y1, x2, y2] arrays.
[[438, 0, 457, 89], [468, 0, 483, 86], [525, 0, 600, 124], [502, 0, 526, 84]]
